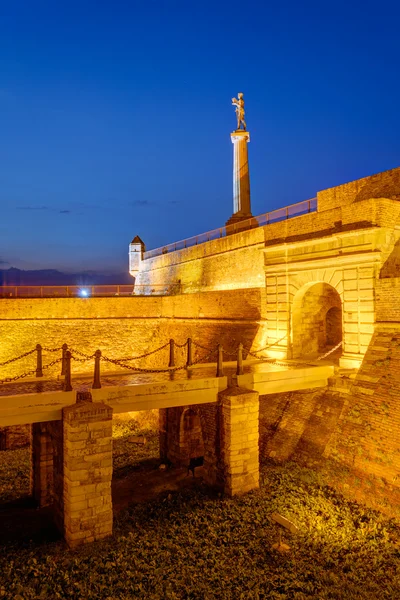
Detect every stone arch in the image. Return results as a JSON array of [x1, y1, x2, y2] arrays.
[[178, 408, 205, 462], [291, 281, 343, 359]]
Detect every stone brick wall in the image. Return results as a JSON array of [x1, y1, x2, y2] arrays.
[[258, 388, 344, 463], [376, 279, 400, 321], [163, 402, 220, 486], [0, 289, 263, 380], [0, 425, 30, 450], [317, 167, 400, 212], [325, 328, 400, 485], [136, 171, 400, 295]]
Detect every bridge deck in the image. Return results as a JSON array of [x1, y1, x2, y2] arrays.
[[0, 360, 334, 427]]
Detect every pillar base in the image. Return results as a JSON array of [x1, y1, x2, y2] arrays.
[[225, 213, 253, 227]]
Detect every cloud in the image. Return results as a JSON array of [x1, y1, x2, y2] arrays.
[[60, 210, 71, 214], [169, 200, 180, 205], [17, 205, 48, 211]]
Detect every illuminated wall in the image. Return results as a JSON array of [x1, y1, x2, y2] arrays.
[[0, 289, 265, 380]]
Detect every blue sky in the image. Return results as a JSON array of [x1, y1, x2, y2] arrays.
[[1, 0, 399, 272]]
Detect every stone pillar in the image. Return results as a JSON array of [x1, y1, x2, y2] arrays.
[[62, 393, 113, 547], [219, 386, 259, 496], [226, 130, 252, 226], [31, 422, 54, 507], [159, 408, 168, 460]]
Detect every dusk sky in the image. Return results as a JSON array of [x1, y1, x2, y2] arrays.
[[1, 0, 399, 274]]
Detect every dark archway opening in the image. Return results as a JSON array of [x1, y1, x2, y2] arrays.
[[292, 282, 343, 360]]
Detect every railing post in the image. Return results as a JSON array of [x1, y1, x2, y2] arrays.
[[186, 338, 193, 367], [286, 207, 289, 219], [236, 343, 244, 375], [61, 343, 68, 376], [308, 199, 311, 212], [63, 351, 72, 392], [216, 344, 224, 377], [92, 350, 102, 389], [169, 339, 175, 368], [36, 344, 43, 378]]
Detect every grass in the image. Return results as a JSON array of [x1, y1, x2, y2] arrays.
[[1, 420, 400, 599]]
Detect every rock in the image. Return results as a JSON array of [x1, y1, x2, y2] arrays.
[[159, 463, 167, 470], [127, 435, 147, 445]]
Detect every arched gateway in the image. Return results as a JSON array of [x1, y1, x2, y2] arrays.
[[291, 282, 342, 360]]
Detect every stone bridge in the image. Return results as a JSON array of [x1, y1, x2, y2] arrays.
[[2, 166, 400, 546]]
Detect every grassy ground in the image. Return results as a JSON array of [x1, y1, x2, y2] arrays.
[[1, 422, 400, 599]]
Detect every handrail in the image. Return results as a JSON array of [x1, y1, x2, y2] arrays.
[[144, 197, 317, 260], [0, 284, 179, 298]]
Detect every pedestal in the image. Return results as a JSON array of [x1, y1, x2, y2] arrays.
[[226, 130, 252, 226]]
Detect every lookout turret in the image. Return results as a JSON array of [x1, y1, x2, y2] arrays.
[[129, 235, 145, 278]]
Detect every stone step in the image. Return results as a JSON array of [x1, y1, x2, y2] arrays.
[[328, 373, 356, 393]]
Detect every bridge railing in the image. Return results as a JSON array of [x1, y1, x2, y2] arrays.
[[144, 197, 317, 259], [0, 284, 178, 298], [0, 336, 298, 388]]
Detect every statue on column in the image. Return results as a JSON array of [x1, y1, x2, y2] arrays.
[[232, 92, 246, 131]]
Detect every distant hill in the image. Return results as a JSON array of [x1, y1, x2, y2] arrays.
[[0, 268, 133, 286]]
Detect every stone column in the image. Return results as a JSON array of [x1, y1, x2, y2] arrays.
[[62, 392, 113, 547], [159, 408, 168, 460], [219, 386, 259, 496], [226, 130, 252, 226], [31, 422, 54, 507]]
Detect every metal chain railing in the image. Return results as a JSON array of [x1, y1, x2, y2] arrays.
[[316, 341, 342, 361], [70, 354, 93, 363], [41, 346, 64, 353], [68, 348, 96, 360], [174, 340, 189, 349], [117, 342, 170, 362], [100, 344, 218, 374], [0, 357, 62, 385], [0, 347, 37, 367], [0, 335, 341, 389]]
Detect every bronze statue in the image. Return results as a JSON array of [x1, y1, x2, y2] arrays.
[[232, 92, 246, 130]]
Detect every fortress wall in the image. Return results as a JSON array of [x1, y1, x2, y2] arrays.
[[376, 279, 400, 321], [137, 227, 266, 291], [317, 166, 400, 212], [324, 329, 400, 484], [0, 289, 265, 380], [137, 195, 400, 292]]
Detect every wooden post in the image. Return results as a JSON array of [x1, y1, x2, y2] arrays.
[[216, 344, 224, 377], [92, 350, 102, 389], [36, 344, 43, 378], [236, 343, 244, 375], [169, 339, 175, 368], [63, 351, 72, 392], [186, 338, 193, 367], [61, 343, 68, 376]]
